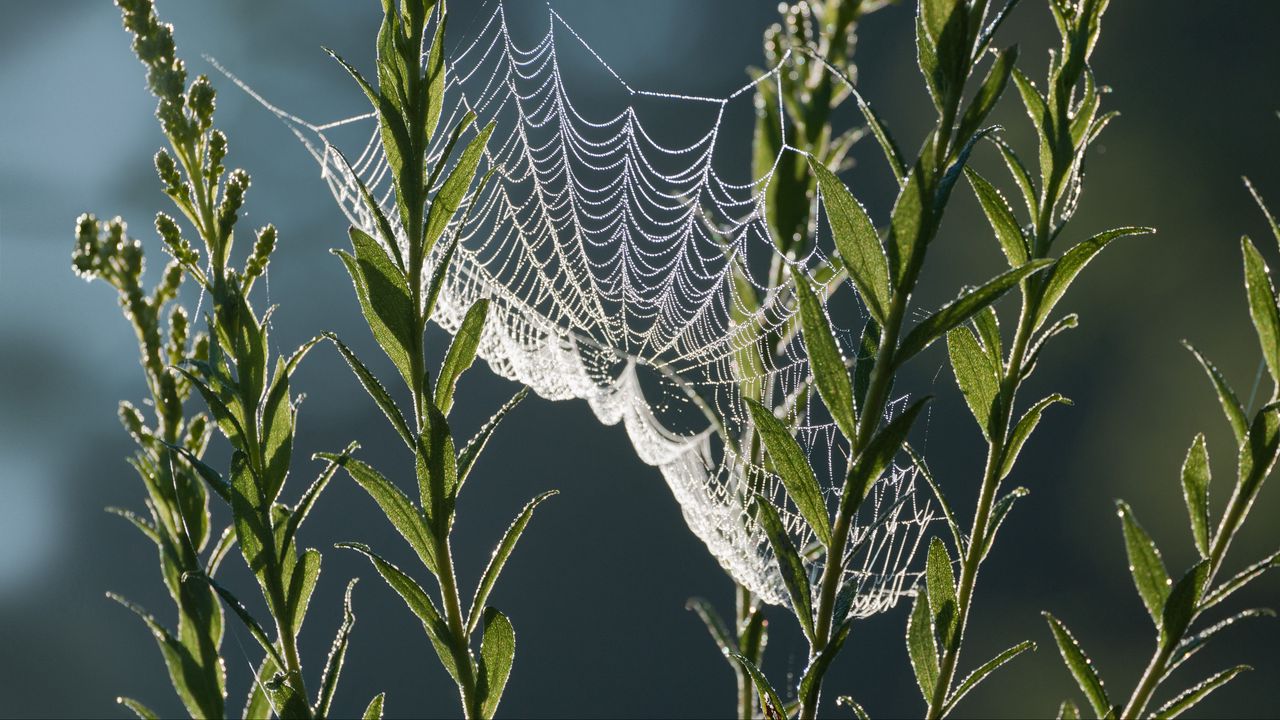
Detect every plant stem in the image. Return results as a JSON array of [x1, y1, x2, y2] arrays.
[[736, 584, 755, 720]]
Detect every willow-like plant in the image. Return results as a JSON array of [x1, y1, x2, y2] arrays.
[[685, 3, 891, 718], [75, 2, 374, 718], [1041, 180, 1280, 719], [730, 1, 1070, 717], [316, 2, 553, 718]]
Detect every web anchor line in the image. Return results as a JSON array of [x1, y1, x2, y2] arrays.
[[242, 1, 932, 613]]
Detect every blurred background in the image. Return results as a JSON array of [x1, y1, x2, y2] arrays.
[[2, 1, 1279, 718]]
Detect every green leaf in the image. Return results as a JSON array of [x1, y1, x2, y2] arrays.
[[337, 542, 461, 685], [836, 696, 872, 720], [324, 333, 413, 449], [809, 160, 891, 324], [1167, 608, 1275, 678], [316, 579, 359, 719], [982, 486, 1029, 561], [943, 640, 1036, 715], [1181, 434, 1212, 559], [728, 652, 785, 720], [457, 388, 529, 490], [1043, 612, 1110, 718], [468, 490, 558, 634], [1243, 233, 1280, 387], [477, 608, 516, 719], [745, 398, 832, 547], [260, 358, 294, 503], [334, 150, 403, 271], [285, 548, 321, 638], [423, 1, 447, 143], [1035, 227, 1153, 329], [117, 697, 159, 720], [436, 299, 489, 415], [229, 452, 272, 588], [1202, 549, 1280, 609], [794, 272, 857, 439], [1182, 341, 1248, 446], [753, 498, 814, 641], [845, 397, 932, 511], [685, 597, 734, 657], [1001, 394, 1071, 479], [956, 45, 1018, 146], [926, 537, 958, 651], [362, 693, 386, 720], [1057, 699, 1081, 720], [895, 260, 1053, 367], [965, 168, 1028, 267], [1236, 403, 1280, 509], [279, 442, 357, 566], [164, 443, 230, 505], [974, 306, 1003, 368], [423, 122, 495, 259], [243, 657, 277, 720], [336, 227, 416, 388], [906, 444, 965, 554], [416, 402, 459, 535], [798, 618, 853, 709], [907, 590, 939, 701], [947, 326, 1000, 438], [988, 135, 1037, 221], [1161, 560, 1211, 645], [108, 594, 222, 720], [321, 453, 437, 574], [854, 319, 881, 413], [1115, 500, 1171, 625], [1152, 666, 1250, 719]]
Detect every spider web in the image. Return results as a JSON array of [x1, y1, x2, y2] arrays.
[[243, 2, 932, 613]]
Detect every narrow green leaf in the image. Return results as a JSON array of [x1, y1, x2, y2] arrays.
[[1202, 549, 1280, 609], [745, 398, 832, 548], [1115, 500, 1171, 626], [478, 608, 516, 719], [974, 306, 1003, 369], [1057, 699, 1081, 720], [108, 594, 219, 720], [794, 272, 857, 439], [436, 299, 489, 416], [1236, 402, 1280, 509], [926, 537, 958, 651], [229, 452, 272, 587], [1167, 608, 1275, 678], [988, 135, 1037, 221], [1000, 394, 1071, 479], [468, 490, 558, 635], [1035, 227, 1153, 329], [458, 387, 529, 490], [728, 652, 786, 720], [809, 160, 891, 324], [982, 486, 1029, 561], [337, 542, 460, 685], [753, 499, 814, 641], [164, 443, 230, 505], [1043, 612, 1110, 718], [321, 453, 436, 574], [1243, 235, 1280, 386], [798, 619, 853, 709], [334, 150, 403, 271], [685, 597, 734, 657], [1162, 560, 1211, 645], [336, 226, 416, 388], [316, 579, 359, 719], [846, 397, 931, 510], [956, 45, 1018, 145], [1152, 666, 1251, 719], [279, 442, 357, 565], [324, 333, 413, 449], [907, 590, 939, 701], [965, 168, 1028, 267], [854, 319, 881, 413], [416, 402, 459, 535], [1181, 435, 1212, 559], [106, 506, 160, 545], [1182, 341, 1248, 446], [260, 358, 294, 503], [895, 260, 1053, 367], [117, 697, 159, 720], [362, 693, 386, 720], [423, 122, 495, 259], [947, 326, 1000, 438], [285, 548, 321, 638], [943, 640, 1036, 715], [243, 657, 277, 720], [836, 696, 872, 720], [423, 0, 447, 143], [905, 444, 965, 554]]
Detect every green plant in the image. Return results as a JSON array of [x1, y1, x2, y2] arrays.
[[686, 3, 890, 718], [1042, 180, 1280, 719], [316, 2, 554, 718], [724, 0, 1111, 716], [76, 1, 371, 717]]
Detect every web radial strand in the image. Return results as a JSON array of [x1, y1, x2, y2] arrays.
[[269, 3, 933, 611]]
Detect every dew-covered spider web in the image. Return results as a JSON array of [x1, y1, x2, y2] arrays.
[[242, 2, 933, 613]]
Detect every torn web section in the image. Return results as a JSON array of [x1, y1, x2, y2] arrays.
[[263, 1, 932, 612]]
